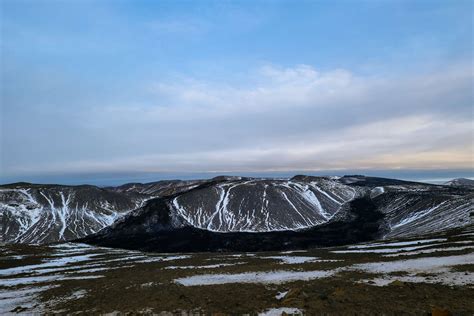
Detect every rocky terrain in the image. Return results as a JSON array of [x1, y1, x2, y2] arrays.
[[1, 175, 473, 250], [0, 225, 472, 314]]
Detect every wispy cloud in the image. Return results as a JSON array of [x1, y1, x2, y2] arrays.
[[4, 62, 472, 175]]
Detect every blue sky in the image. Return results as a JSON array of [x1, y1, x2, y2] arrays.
[[1, 0, 473, 184]]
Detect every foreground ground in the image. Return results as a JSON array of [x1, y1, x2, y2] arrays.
[[1, 226, 473, 315]]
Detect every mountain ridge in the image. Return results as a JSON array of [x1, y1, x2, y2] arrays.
[[1, 175, 472, 248], [81, 175, 473, 252]]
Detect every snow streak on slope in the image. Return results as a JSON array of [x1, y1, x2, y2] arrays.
[[0, 186, 145, 244], [377, 190, 473, 238], [3, 175, 473, 246], [170, 178, 357, 232], [110, 180, 204, 197]]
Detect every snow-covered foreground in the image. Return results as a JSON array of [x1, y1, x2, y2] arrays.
[[0, 227, 473, 314]]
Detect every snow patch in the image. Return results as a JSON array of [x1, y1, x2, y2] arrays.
[[352, 253, 474, 274], [259, 307, 303, 316], [383, 245, 474, 257], [174, 269, 338, 286], [347, 238, 447, 249], [0, 254, 100, 276], [275, 290, 289, 300], [332, 244, 435, 254], [261, 256, 319, 264], [359, 270, 474, 287], [164, 263, 243, 270]]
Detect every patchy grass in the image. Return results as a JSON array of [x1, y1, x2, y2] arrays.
[[0, 228, 473, 314]]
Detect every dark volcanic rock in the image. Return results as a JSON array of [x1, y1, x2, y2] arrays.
[[80, 195, 385, 252]]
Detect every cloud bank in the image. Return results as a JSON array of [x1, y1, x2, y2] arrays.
[[2, 63, 472, 176]]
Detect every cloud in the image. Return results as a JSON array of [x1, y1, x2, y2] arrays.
[[2, 63, 473, 176]]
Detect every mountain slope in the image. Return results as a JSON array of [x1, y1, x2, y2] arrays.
[[107, 179, 206, 197], [2, 175, 472, 248], [445, 178, 474, 187], [81, 195, 384, 252], [0, 184, 146, 244], [170, 177, 359, 232], [376, 186, 473, 238], [81, 176, 473, 252]]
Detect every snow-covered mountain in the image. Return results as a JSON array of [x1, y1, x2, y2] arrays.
[[327, 176, 473, 238], [0, 184, 146, 244], [2, 175, 473, 249], [0, 179, 214, 244], [376, 186, 472, 238], [444, 178, 474, 187], [107, 179, 206, 197], [170, 176, 359, 232], [166, 175, 472, 237], [81, 175, 473, 252]]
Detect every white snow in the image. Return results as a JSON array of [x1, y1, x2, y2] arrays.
[[291, 183, 328, 219], [347, 238, 447, 249], [134, 255, 191, 263], [370, 186, 385, 198], [1, 275, 68, 287], [312, 185, 342, 205], [275, 290, 289, 300], [280, 250, 307, 254], [390, 201, 449, 229], [261, 256, 318, 264], [383, 245, 474, 257], [359, 271, 474, 287], [0, 285, 58, 314], [62, 275, 103, 280], [0, 254, 100, 276], [352, 253, 474, 274], [33, 263, 105, 275], [49, 243, 94, 249], [280, 190, 313, 227], [175, 252, 474, 287], [164, 263, 243, 270], [4, 255, 27, 260], [259, 307, 303, 315], [332, 244, 435, 254], [174, 269, 338, 286], [226, 253, 256, 258]]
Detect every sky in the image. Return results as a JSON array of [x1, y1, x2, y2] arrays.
[[1, 0, 473, 185]]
